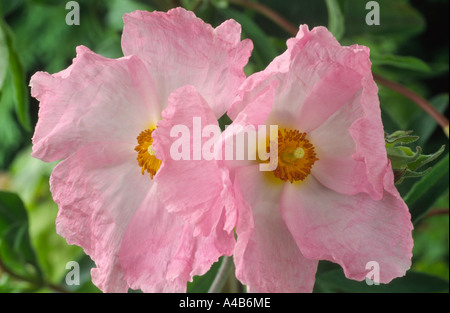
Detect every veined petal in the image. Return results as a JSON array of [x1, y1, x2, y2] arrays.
[[348, 76, 387, 200], [226, 25, 311, 120], [280, 175, 413, 284], [308, 77, 384, 199], [229, 25, 370, 129], [230, 25, 386, 199], [122, 7, 253, 117], [226, 23, 412, 292], [31, 46, 160, 162], [153, 86, 236, 236], [50, 141, 151, 292], [219, 82, 277, 171], [118, 184, 234, 292], [233, 165, 318, 292]]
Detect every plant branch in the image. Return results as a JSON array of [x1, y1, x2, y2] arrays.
[[373, 73, 449, 137], [425, 208, 449, 218], [208, 256, 234, 293], [228, 0, 298, 35]]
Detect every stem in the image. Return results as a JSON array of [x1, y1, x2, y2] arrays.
[[228, 0, 299, 35], [208, 256, 234, 293], [373, 73, 449, 137], [425, 208, 449, 218]]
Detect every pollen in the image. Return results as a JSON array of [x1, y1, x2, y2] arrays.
[[135, 128, 161, 179], [269, 128, 318, 183]]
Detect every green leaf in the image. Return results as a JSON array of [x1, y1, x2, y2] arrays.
[[325, 0, 345, 41], [0, 73, 23, 169], [385, 130, 419, 146], [404, 153, 449, 223], [378, 84, 425, 130], [12, 2, 116, 72], [407, 145, 446, 172], [315, 269, 449, 293], [0, 0, 26, 16], [385, 129, 446, 185], [0, 19, 31, 131], [410, 94, 449, 147], [220, 8, 278, 69], [5, 147, 85, 284], [386, 145, 421, 169], [0, 22, 8, 90], [371, 54, 431, 73], [0, 191, 43, 283], [341, 0, 425, 41], [106, 0, 154, 32]]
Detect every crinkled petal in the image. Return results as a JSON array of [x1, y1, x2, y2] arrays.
[[153, 85, 236, 237], [31, 46, 159, 162], [219, 82, 277, 171], [348, 76, 388, 200], [122, 7, 253, 117], [233, 165, 318, 292], [229, 25, 370, 129], [280, 174, 413, 284], [119, 184, 234, 292], [230, 25, 386, 199], [50, 141, 151, 292], [309, 75, 385, 199]]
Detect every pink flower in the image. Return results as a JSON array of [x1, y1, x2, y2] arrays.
[[143, 24, 414, 293], [30, 8, 252, 292], [222, 25, 414, 292]]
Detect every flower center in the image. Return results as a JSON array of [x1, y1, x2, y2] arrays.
[[269, 128, 318, 183], [135, 128, 161, 179]]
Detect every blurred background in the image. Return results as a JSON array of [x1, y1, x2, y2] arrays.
[[0, 0, 448, 293]]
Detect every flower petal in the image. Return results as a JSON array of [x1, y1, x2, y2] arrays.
[[309, 75, 385, 199], [121, 7, 252, 117], [229, 25, 370, 131], [230, 25, 386, 199], [233, 165, 318, 292], [50, 141, 151, 292], [280, 175, 413, 284], [348, 76, 388, 200], [31, 46, 159, 162], [118, 184, 234, 292], [152, 86, 236, 237], [219, 82, 278, 171]]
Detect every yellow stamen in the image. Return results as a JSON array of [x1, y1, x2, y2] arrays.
[[268, 128, 318, 183], [135, 128, 161, 179]]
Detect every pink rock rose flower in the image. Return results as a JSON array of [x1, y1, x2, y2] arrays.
[[30, 8, 252, 292], [155, 25, 414, 293], [226, 25, 414, 292]]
